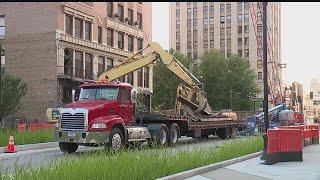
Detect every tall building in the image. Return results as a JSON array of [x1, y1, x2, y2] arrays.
[[0, 2, 152, 120], [169, 2, 282, 106]]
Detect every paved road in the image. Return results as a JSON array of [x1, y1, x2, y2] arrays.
[[186, 144, 320, 180], [0, 136, 240, 174]]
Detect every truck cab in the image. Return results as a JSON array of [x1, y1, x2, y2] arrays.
[[55, 81, 153, 153]]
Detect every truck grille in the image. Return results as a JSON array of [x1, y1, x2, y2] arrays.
[[61, 113, 85, 130]]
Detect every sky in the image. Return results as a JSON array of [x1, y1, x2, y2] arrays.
[[152, 2, 320, 92]]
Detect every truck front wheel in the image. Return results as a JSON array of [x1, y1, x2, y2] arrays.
[[108, 127, 124, 151], [59, 142, 78, 153]]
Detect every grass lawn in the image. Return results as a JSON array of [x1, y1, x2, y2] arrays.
[[0, 129, 55, 147], [3, 136, 263, 180]]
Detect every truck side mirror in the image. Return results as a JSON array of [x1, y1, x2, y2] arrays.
[[72, 88, 80, 102], [72, 90, 76, 102]]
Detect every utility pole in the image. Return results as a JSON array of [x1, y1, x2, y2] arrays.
[[0, 43, 4, 125], [261, 2, 269, 160]]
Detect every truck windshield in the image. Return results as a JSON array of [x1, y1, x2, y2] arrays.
[[79, 87, 119, 101]]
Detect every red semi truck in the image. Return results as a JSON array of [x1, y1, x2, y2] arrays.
[[54, 43, 246, 153]]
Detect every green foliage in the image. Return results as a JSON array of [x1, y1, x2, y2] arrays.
[[0, 75, 27, 126], [3, 136, 263, 179], [152, 49, 192, 110], [0, 129, 54, 147], [200, 50, 260, 111]]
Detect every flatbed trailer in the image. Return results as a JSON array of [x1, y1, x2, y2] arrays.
[[136, 111, 247, 140]]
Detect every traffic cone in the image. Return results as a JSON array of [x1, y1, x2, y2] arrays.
[[5, 134, 17, 153]]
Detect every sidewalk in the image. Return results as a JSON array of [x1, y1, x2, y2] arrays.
[[186, 144, 320, 180]]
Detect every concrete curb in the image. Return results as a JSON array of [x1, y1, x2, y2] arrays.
[[159, 151, 263, 180], [0, 142, 58, 153]]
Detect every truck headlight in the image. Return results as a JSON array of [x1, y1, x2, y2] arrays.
[[92, 123, 107, 129], [55, 122, 60, 128]]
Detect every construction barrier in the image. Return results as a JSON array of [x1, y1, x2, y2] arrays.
[[265, 124, 319, 165], [17, 123, 55, 132]]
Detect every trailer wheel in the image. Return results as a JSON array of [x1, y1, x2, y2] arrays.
[[168, 123, 180, 146], [155, 124, 168, 146], [59, 142, 78, 153], [107, 127, 124, 151]]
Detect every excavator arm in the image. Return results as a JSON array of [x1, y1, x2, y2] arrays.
[[97, 42, 212, 116]]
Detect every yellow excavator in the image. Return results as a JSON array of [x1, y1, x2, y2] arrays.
[[97, 42, 215, 119]]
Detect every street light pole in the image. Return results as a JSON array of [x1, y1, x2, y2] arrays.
[[261, 2, 269, 160]]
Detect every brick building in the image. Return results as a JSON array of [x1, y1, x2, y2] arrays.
[[0, 2, 152, 120]]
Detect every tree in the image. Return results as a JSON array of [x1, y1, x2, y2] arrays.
[[199, 50, 259, 111], [152, 49, 192, 110], [0, 75, 27, 127]]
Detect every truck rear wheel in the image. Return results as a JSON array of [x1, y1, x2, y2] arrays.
[[168, 123, 180, 146], [155, 124, 168, 146], [59, 142, 78, 153], [107, 127, 124, 151]]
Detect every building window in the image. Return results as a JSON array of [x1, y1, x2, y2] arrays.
[[98, 26, 102, 44], [227, 38, 231, 49], [204, 6, 208, 15], [203, 18, 208, 25], [85, 53, 93, 79], [128, 8, 133, 25], [137, 68, 143, 87], [193, 18, 197, 28], [244, 25, 249, 34], [257, 25, 263, 36], [193, 51, 198, 59], [137, 38, 143, 51], [143, 66, 149, 88], [187, 8, 192, 17], [118, 31, 124, 49], [237, 14, 242, 22], [238, 38, 242, 47], [220, 39, 225, 49], [226, 27, 231, 36], [209, 5, 214, 16], [107, 28, 114, 46], [75, 18, 83, 38], [209, 28, 214, 37], [107, 58, 114, 70], [128, 35, 134, 52], [244, 49, 249, 57], [226, 15, 231, 24], [227, 50, 231, 57], [127, 72, 134, 85], [176, 9, 180, 18], [176, 2, 180, 6], [187, 30, 191, 38], [176, 32, 180, 40], [257, 48, 262, 59], [65, 14, 73, 36], [237, 2, 242, 11], [220, 16, 225, 23], [193, 7, 197, 15], [85, 21, 92, 41], [220, 27, 225, 36], [238, 26, 242, 34], [137, 12, 143, 29], [209, 17, 214, 24], [244, 2, 249, 11], [187, 41, 192, 49], [244, 13, 249, 22], [210, 40, 214, 48], [220, 3, 225, 13], [257, 11, 262, 21], [119, 76, 125, 82], [187, 19, 192, 28], [107, 2, 113, 18], [204, 40, 208, 49], [238, 49, 242, 56], [176, 41, 180, 51], [98, 56, 105, 75], [75, 51, 83, 78], [258, 72, 262, 80], [226, 3, 231, 13], [118, 4, 124, 22], [244, 37, 249, 46]]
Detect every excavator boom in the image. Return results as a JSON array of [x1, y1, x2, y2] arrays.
[[97, 42, 213, 116]]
